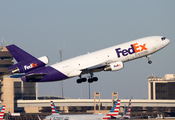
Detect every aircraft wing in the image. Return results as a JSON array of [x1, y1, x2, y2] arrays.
[[79, 60, 112, 74], [85, 63, 107, 70]]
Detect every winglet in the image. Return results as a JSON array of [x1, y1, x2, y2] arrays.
[[103, 100, 121, 119], [50, 101, 59, 114], [0, 105, 6, 120]]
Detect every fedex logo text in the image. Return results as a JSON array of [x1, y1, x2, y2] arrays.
[[115, 43, 147, 58], [114, 64, 121, 67], [24, 63, 37, 70]]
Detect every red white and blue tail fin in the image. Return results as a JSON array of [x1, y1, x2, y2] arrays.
[[121, 99, 131, 119], [0, 105, 5, 120], [103, 100, 121, 119], [125, 99, 131, 118], [50, 101, 60, 115]]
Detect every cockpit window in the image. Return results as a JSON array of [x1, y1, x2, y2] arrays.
[[161, 37, 166, 40]]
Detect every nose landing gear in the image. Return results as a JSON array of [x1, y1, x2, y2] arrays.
[[146, 55, 152, 64], [148, 60, 152, 64]]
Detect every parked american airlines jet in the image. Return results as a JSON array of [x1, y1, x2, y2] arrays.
[[42, 100, 121, 120], [6, 36, 169, 83]]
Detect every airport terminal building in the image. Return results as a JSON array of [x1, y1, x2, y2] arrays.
[[0, 46, 37, 112], [0, 46, 175, 118], [148, 74, 175, 100]]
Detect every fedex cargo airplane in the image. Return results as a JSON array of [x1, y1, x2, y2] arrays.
[[42, 100, 121, 120], [6, 36, 170, 83]]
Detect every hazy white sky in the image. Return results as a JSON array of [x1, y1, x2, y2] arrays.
[[0, 0, 175, 99]]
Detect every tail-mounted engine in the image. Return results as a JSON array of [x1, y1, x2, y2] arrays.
[[10, 56, 49, 74]]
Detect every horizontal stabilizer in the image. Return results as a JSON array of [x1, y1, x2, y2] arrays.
[[7, 74, 25, 78], [22, 73, 47, 82], [8, 62, 24, 71]]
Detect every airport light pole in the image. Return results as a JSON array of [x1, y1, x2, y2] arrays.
[[89, 83, 90, 99], [59, 49, 64, 98], [58, 43, 65, 98]]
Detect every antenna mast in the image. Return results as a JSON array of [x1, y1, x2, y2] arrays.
[[58, 43, 65, 98]]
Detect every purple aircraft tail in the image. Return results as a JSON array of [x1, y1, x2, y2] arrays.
[[6, 44, 68, 82], [6, 44, 49, 74], [6, 44, 36, 63], [6, 45, 36, 71]]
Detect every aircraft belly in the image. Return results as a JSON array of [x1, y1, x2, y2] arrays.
[[23, 66, 69, 82]]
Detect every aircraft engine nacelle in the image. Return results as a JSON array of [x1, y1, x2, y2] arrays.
[[104, 61, 124, 71], [11, 56, 49, 74]]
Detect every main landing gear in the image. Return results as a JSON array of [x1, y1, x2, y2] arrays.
[[77, 78, 87, 83], [88, 77, 98, 83], [146, 55, 152, 64], [76, 71, 98, 84]]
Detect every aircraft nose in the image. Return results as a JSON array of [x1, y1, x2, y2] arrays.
[[161, 37, 170, 46], [165, 38, 170, 46]]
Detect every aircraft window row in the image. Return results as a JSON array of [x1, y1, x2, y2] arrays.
[[161, 37, 166, 40]]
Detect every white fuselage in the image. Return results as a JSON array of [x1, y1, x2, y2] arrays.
[[44, 114, 122, 120], [51, 36, 169, 78], [8, 36, 169, 82]]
